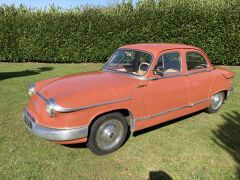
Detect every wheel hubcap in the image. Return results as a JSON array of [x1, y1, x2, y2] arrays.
[[211, 93, 223, 110], [102, 125, 117, 141], [96, 119, 124, 150]]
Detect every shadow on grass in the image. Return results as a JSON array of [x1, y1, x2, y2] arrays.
[[0, 67, 53, 81], [212, 111, 240, 178], [148, 171, 173, 180], [63, 143, 87, 149], [133, 110, 204, 136]]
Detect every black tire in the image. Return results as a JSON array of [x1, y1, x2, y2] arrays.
[[86, 112, 128, 155], [206, 92, 224, 114]]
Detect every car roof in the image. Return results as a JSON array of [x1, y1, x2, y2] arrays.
[[119, 43, 202, 56]]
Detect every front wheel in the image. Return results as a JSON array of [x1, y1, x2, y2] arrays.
[[87, 112, 128, 155], [206, 92, 224, 114]]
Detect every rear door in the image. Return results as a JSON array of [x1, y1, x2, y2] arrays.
[[183, 49, 214, 106]]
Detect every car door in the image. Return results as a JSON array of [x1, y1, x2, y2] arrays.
[[143, 50, 190, 122], [184, 49, 214, 106]]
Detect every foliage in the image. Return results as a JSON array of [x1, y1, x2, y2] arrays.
[[0, 0, 239, 65]]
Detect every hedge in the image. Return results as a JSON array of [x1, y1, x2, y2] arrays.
[[0, 0, 239, 65]]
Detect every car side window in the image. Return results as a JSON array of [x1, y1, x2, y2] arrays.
[[155, 52, 181, 73], [186, 52, 208, 71]]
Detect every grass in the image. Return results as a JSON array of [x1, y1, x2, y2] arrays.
[[0, 63, 239, 179]]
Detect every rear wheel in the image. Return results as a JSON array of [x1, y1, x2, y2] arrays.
[[206, 92, 224, 113], [87, 112, 128, 155]]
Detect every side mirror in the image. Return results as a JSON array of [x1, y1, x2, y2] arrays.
[[153, 67, 165, 76]]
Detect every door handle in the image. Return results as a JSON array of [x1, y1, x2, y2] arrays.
[[136, 83, 147, 88]]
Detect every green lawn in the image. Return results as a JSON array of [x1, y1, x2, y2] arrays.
[[0, 63, 239, 179]]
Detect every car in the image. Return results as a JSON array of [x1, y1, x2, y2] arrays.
[[23, 43, 234, 155]]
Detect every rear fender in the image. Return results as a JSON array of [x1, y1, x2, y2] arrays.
[[209, 69, 233, 97]]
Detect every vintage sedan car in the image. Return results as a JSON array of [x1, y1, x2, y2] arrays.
[[23, 43, 234, 155]]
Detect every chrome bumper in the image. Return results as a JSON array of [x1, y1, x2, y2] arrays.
[[227, 87, 234, 97], [23, 109, 88, 141]]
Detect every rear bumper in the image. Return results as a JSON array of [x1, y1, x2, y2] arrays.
[[23, 109, 88, 141], [227, 87, 234, 97]]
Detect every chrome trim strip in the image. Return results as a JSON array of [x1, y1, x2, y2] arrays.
[[36, 92, 48, 102], [192, 98, 209, 106], [136, 105, 189, 122], [51, 97, 133, 113], [36, 92, 133, 113], [148, 74, 184, 81], [135, 117, 148, 122], [186, 69, 212, 76], [135, 98, 209, 122], [148, 110, 169, 119], [23, 109, 88, 141]]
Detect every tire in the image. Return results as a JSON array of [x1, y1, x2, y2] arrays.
[[206, 92, 224, 114], [86, 112, 128, 155]]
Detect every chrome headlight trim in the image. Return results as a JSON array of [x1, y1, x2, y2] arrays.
[[28, 83, 36, 96], [46, 98, 57, 117]]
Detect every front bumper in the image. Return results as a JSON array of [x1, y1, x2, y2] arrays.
[[23, 109, 88, 141]]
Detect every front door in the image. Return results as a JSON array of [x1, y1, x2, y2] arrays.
[[144, 50, 190, 120]]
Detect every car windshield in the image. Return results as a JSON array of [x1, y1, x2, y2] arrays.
[[103, 49, 153, 76]]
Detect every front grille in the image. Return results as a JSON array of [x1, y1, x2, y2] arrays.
[[24, 115, 32, 129], [25, 110, 36, 123]]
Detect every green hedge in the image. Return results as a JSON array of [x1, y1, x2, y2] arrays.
[[0, 0, 239, 65]]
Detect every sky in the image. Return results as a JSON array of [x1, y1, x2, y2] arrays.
[[0, 0, 138, 8]]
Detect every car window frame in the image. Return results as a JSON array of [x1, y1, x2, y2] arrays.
[[154, 51, 183, 75]]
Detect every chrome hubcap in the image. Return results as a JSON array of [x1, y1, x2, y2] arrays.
[[96, 120, 124, 150], [211, 93, 223, 110]]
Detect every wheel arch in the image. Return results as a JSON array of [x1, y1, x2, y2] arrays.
[[89, 109, 135, 134]]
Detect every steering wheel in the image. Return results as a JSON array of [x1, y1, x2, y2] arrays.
[[138, 62, 150, 75]]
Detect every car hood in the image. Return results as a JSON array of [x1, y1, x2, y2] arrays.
[[37, 71, 136, 108]]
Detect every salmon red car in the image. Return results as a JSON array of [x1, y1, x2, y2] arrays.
[[23, 43, 234, 155]]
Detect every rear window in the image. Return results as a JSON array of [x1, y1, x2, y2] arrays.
[[186, 52, 208, 71]]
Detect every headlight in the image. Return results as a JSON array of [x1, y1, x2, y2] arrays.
[[28, 83, 36, 96], [46, 99, 56, 117]]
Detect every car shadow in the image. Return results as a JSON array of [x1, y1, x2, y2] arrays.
[[133, 110, 204, 136], [0, 67, 53, 81], [148, 170, 173, 180], [212, 111, 240, 178], [62, 143, 87, 149]]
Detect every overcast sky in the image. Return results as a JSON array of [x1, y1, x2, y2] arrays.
[[0, 0, 137, 8], [0, 0, 138, 8]]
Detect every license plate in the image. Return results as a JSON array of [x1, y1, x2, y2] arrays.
[[24, 116, 32, 129]]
